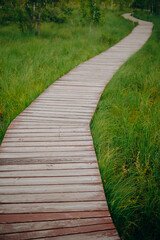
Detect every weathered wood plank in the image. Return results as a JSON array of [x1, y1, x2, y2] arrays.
[[6, 128, 90, 133], [0, 211, 111, 223], [5, 132, 91, 138], [24, 108, 94, 114], [20, 112, 93, 118], [42, 230, 119, 240], [15, 116, 90, 123], [0, 224, 116, 240], [1, 140, 93, 147], [0, 192, 105, 203], [0, 156, 97, 165], [0, 201, 107, 214], [0, 184, 103, 194], [1, 145, 94, 153], [0, 151, 96, 159], [0, 176, 101, 185], [17, 115, 91, 121], [0, 168, 99, 177], [2, 136, 93, 142], [0, 163, 97, 171], [0, 217, 113, 234]]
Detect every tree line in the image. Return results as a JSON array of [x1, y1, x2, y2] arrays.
[[0, 0, 159, 34]]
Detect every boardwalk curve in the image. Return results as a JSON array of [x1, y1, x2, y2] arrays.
[[0, 14, 153, 239]]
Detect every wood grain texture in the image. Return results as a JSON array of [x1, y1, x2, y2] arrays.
[[0, 14, 153, 239]]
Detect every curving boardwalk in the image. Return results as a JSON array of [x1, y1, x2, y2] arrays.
[[0, 14, 153, 240]]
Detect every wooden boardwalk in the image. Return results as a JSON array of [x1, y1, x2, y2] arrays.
[[0, 14, 153, 240]]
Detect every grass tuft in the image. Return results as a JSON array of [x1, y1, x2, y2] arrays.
[[91, 12, 160, 240]]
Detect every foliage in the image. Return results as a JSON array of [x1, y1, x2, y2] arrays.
[[0, 0, 73, 33], [0, 0, 159, 32], [91, 12, 160, 240], [17, 4, 35, 33], [88, 0, 101, 23], [80, 0, 102, 24], [132, 0, 160, 14], [41, 4, 74, 23]]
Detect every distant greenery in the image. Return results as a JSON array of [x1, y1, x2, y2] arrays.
[[0, 1, 159, 34], [132, 0, 159, 14], [91, 11, 160, 240], [0, 10, 134, 143]]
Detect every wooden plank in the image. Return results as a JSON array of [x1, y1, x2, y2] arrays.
[[0, 169, 99, 177], [1, 140, 93, 147], [0, 151, 96, 159], [25, 103, 95, 109], [0, 184, 103, 194], [8, 123, 91, 129], [42, 230, 119, 240], [17, 115, 91, 120], [48, 85, 103, 89], [20, 112, 93, 118], [0, 163, 97, 171], [5, 132, 91, 138], [22, 110, 94, 116], [54, 82, 104, 87], [41, 91, 101, 95], [0, 201, 107, 214], [0, 156, 97, 165], [0, 217, 113, 234], [41, 86, 101, 90], [11, 120, 88, 126], [36, 96, 99, 100], [1, 145, 94, 153], [33, 98, 98, 103], [15, 116, 90, 123], [24, 108, 94, 113], [0, 211, 111, 223], [0, 192, 105, 203], [0, 226, 117, 240], [2, 136, 93, 142], [33, 99, 98, 104], [7, 127, 90, 133], [0, 224, 115, 240], [0, 176, 101, 185]]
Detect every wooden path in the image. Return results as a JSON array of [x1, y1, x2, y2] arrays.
[[0, 14, 153, 240]]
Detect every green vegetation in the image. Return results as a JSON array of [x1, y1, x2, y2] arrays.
[[0, 1, 159, 35], [91, 12, 160, 240], [0, 10, 134, 143]]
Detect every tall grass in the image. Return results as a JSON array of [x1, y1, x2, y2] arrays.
[[0, 10, 134, 143], [91, 12, 160, 240]]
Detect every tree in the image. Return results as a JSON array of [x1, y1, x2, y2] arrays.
[[37, 0, 41, 35], [132, 0, 160, 14], [88, 0, 101, 23], [118, 0, 134, 10]]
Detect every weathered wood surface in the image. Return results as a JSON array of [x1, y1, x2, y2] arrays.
[[0, 14, 153, 239]]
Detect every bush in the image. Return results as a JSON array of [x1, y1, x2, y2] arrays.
[[17, 6, 34, 33], [99, 33, 118, 46], [88, 0, 101, 24], [0, 5, 18, 25]]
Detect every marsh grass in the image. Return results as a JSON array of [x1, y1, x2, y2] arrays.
[[91, 12, 160, 240], [0, 10, 134, 142]]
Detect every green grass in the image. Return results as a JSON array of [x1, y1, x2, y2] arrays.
[[91, 12, 160, 240], [0, 10, 134, 143]]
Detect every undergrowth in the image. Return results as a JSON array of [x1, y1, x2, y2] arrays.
[[91, 12, 160, 240]]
